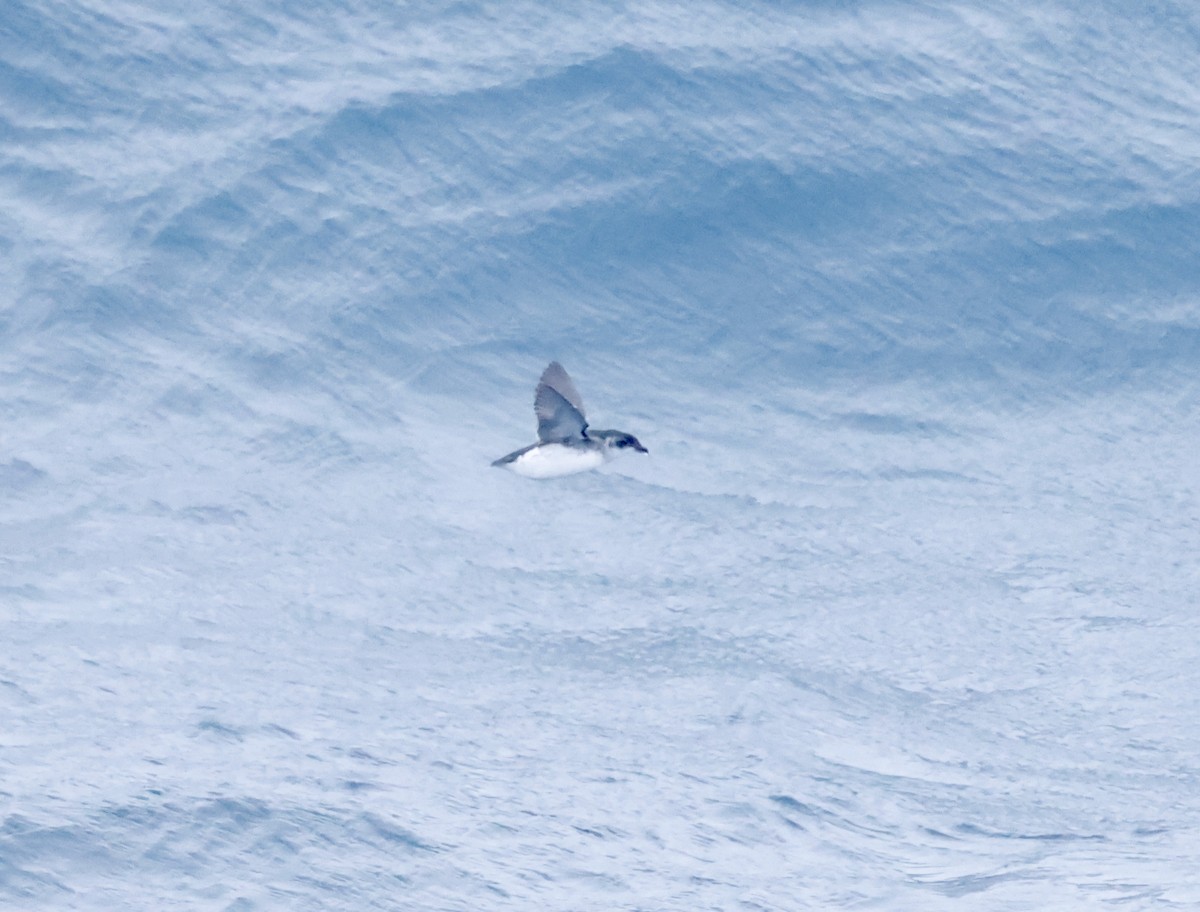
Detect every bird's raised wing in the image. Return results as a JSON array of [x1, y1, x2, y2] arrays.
[[535, 362, 588, 441], [539, 362, 585, 416]]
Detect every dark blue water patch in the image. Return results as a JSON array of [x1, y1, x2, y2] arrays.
[[767, 793, 831, 831], [1110, 0, 1200, 41], [955, 822, 1107, 842], [30, 276, 175, 339], [106, 38, 1189, 394], [0, 1, 110, 63], [228, 344, 327, 391], [827, 412, 963, 438], [262, 723, 300, 740], [0, 55, 83, 120], [151, 190, 255, 259], [768, 794, 818, 814], [155, 380, 252, 420], [0, 584, 45, 606], [197, 718, 246, 742], [891, 201, 1200, 381], [0, 160, 85, 208], [109, 794, 436, 877], [196, 796, 273, 827], [355, 813, 436, 852], [0, 678, 37, 701], [922, 869, 1037, 898], [311, 44, 712, 172], [1133, 825, 1169, 837], [0, 814, 115, 888], [517, 44, 706, 113], [992, 201, 1200, 307], [512, 157, 899, 273], [1079, 615, 1148, 632], [0, 458, 47, 489], [876, 467, 984, 484], [297, 45, 894, 260], [340, 746, 397, 766], [920, 825, 964, 841]]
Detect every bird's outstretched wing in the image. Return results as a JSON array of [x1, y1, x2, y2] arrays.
[[539, 362, 585, 415], [535, 362, 588, 441]]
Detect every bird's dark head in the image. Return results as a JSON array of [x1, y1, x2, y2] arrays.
[[605, 431, 648, 454]]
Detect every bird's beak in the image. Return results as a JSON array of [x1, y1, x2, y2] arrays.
[[634, 442, 649, 454]]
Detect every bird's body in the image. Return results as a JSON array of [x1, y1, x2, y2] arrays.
[[492, 440, 607, 479], [492, 362, 648, 479]]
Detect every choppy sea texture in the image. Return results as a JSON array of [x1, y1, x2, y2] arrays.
[[3, 0, 1199, 909]]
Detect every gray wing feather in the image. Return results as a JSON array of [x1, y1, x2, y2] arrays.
[[539, 362, 586, 417], [535, 384, 588, 442], [534, 363, 588, 442]]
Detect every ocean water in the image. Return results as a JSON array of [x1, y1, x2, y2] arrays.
[[2, 1, 1199, 909]]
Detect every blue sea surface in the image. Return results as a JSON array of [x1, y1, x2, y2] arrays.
[[2, 1, 1199, 909]]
